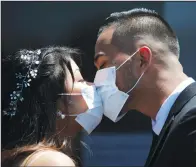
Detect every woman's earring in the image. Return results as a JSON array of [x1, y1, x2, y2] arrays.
[[57, 110, 65, 119]]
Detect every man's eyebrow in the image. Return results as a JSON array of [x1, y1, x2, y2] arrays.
[[94, 52, 105, 63]]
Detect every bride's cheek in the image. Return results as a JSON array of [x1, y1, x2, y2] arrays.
[[75, 97, 88, 114], [67, 96, 88, 115]]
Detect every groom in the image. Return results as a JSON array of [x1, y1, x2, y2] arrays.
[[94, 8, 196, 167]]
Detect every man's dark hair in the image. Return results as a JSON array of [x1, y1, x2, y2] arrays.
[[98, 8, 180, 57]]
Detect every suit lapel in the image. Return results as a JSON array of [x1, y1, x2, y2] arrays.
[[145, 115, 174, 167], [145, 131, 159, 164], [145, 82, 196, 167]]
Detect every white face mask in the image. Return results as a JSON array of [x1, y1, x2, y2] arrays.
[[94, 49, 145, 122], [58, 84, 103, 134]]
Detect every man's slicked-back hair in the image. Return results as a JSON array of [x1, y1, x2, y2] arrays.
[[98, 8, 180, 57]]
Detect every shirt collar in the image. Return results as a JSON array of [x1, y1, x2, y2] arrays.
[[152, 77, 195, 135]]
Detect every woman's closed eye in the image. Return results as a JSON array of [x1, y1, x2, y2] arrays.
[[78, 79, 85, 83], [100, 63, 106, 69]]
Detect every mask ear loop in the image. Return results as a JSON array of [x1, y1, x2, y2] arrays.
[[114, 49, 143, 94], [126, 47, 152, 94], [57, 110, 79, 119], [126, 72, 145, 94], [57, 93, 83, 119], [58, 93, 82, 104], [58, 93, 82, 95], [116, 49, 139, 71]]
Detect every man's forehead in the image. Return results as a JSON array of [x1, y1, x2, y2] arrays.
[[97, 27, 115, 42], [95, 27, 115, 54]]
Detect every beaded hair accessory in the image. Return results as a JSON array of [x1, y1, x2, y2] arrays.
[[3, 49, 41, 116]]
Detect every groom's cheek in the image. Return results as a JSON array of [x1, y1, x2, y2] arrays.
[[116, 70, 126, 91]]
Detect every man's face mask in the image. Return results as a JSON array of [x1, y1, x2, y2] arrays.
[[58, 83, 103, 134], [94, 49, 145, 122]]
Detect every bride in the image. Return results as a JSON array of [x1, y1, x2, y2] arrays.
[[2, 46, 103, 166]]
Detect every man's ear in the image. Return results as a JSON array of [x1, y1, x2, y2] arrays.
[[139, 46, 152, 67]]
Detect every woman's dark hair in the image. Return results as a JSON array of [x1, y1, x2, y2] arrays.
[[2, 46, 80, 150]]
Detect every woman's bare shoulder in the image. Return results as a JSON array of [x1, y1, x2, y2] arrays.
[[21, 149, 75, 166]]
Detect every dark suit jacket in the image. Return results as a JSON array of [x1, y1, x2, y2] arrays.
[[145, 82, 196, 167]]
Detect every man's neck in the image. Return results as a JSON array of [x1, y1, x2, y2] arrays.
[[141, 71, 189, 120]]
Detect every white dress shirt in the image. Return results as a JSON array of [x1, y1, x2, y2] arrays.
[[152, 77, 195, 135]]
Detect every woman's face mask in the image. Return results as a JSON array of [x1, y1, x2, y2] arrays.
[[58, 83, 103, 134], [57, 60, 104, 134]]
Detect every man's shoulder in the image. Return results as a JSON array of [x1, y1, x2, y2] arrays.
[[177, 95, 196, 122], [171, 95, 196, 134]]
